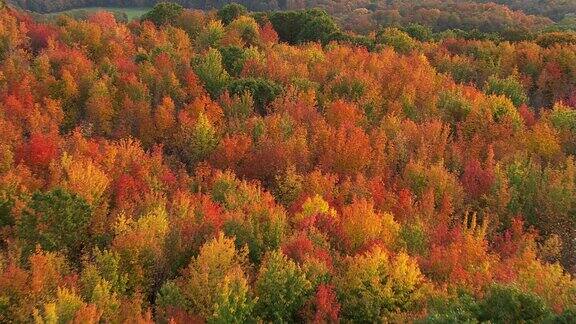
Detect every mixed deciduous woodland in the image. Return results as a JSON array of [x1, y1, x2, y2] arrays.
[[0, 0, 576, 322]]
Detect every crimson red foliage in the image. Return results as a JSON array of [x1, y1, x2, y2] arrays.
[[17, 133, 59, 171]]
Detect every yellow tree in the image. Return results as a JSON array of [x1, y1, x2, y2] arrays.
[[336, 247, 425, 322], [182, 233, 252, 321]]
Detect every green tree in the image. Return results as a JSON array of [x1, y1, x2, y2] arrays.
[[217, 3, 248, 25], [268, 10, 303, 44], [111, 207, 170, 297], [269, 9, 339, 44], [273, 165, 304, 207], [297, 11, 339, 44], [255, 250, 312, 322], [421, 292, 481, 324], [553, 307, 576, 324], [90, 280, 120, 322], [228, 78, 282, 115], [212, 172, 287, 263], [197, 20, 225, 50], [194, 48, 230, 98], [479, 285, 552, 323], [188, 112, 219, 165], [482, 94, 523, 127], [437, 89, 473, 129], [142, 2, 183, 26], [156, 281, 188, 322], [0, 197, 13, 227], [377, 27, 416, 54], [17, 189, 93, 262], [219, 46, 247, 77], [34, 288, 86, 324], [403, 23, 433, 42], [183, 234, 251, 320], [210, 270, 256, 324], [536, 32, 576, 48], [227, 16, 261, 46], [80, 249, 128, 301], [80, 249, 126, 322], [484, 73, 528, 107]]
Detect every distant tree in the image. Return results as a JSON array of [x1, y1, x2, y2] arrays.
[[111, 207, 170, 297], [376, 27, 416, 54], [273, 165, 303, 207], [536, 32, 576, 48], [154, 96, 177, 142], [1, 2, 576, 322], [437, 89, 473, 128], [554, 307, 576, 323], [33, 288, 87, 323], [461, 158, 495, 200], [298, 11, 339, 44], [260, 21, 279, 45], [268, 9, 339, 44], [175, 9, 206, 40], [217, 3, 248, 25], [80, 249, 127, 321], [268, 10, 304, 44], [141, 2, 184, 26], [403, 23, 433, 41], [482, 95, 523, 127]]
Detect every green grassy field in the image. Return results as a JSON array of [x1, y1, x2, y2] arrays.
[[42, 7, 151, 21]]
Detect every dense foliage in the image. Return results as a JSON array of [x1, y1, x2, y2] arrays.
[[0, 1, 575, 322]]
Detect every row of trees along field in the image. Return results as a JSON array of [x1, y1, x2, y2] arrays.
[[7, 0, 576, 30], [0, 1, 575, 323]]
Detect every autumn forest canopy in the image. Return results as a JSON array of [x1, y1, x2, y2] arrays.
[[0, 0, 576, 322]]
